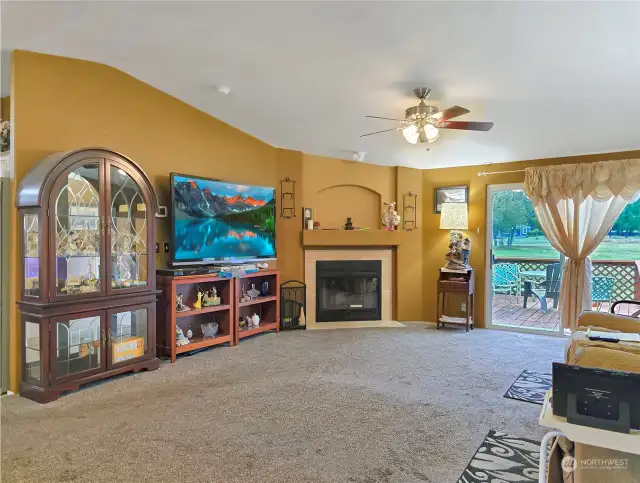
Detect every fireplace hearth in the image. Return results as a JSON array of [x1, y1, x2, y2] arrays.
[[316, 260, 382, 322]]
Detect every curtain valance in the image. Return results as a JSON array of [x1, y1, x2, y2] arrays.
[[524, 159, 640, 206]]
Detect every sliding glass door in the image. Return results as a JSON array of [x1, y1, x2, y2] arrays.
[[486, 183, 563, 333]]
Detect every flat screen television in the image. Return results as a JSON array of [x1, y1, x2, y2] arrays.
[[170, 173, 276, 266]]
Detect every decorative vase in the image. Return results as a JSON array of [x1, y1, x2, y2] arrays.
[[251, 313, 260, 327]]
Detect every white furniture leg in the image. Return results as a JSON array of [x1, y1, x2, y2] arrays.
[[539, 430, 564, 483]]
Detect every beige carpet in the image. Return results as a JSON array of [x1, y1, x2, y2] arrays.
[[1, 325, 565, 483]]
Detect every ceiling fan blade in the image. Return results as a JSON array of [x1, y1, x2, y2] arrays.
[[437, 121, 494, 131], [365, 115, 407, 122], [430, 106, 470, 122], [359, 127, 403, 137]]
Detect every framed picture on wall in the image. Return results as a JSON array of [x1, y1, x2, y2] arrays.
[[434, 186, 467, 214]]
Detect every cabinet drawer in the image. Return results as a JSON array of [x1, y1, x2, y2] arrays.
[[438, 281, 470, 292]]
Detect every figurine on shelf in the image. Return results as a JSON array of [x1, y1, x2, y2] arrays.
[[201, 322, 219, 338], [193, 289, 203, 309], [186, 328, 193, 339], [240, 284, 251, 303], [382, 201, 401, 231], [247, 284, 260, 300], [176, 326, 190, 346], [176, 294, 191, 312], [239, 316, 247, 329], [251, 313, 260, 327], [345, 217, 354, 230], [203, 286, 221, 307]]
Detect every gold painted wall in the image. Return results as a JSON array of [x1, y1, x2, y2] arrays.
[[7, 51, 424, 393], [422, 149, 640, 327], [302, 154, 396, 230], [9, 50, 280, 392]]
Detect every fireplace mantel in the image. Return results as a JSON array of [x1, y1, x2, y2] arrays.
[[302, 229, 409, 247]]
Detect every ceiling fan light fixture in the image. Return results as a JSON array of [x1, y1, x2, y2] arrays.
[[402, 125, 419, 144], [425, 124, 439, 143]]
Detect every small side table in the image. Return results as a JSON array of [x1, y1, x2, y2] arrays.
[[537, 390, 640, 483], [436, 268, 475, 332]]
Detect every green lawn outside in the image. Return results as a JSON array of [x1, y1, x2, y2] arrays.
[[493, 236, 640, 261]]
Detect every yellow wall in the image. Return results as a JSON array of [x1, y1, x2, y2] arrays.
[[9, 50, 280, 392], [422, 149, 640, 327], [8, 51, 424, 393]]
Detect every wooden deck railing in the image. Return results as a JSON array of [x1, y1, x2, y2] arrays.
[[494, 257, 639, 300]]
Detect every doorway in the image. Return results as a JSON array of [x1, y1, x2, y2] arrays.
[[486, 183, 563, 334]]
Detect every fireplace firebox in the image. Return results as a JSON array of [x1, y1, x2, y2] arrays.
[[316, 260, 382, 322]]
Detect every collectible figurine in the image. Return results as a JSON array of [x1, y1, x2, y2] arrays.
[[203, 286, 221, 307], [444, 231, 470, 271], [186, 328, 193, 339], [345, 217, 354, 230], [193, 290, 203, 309], [176, 326, 190, 346], [461, 237, 471, 266], [176, 294, 191, 312], [240, 284, 251, 303], [382, 201, 401, 231]]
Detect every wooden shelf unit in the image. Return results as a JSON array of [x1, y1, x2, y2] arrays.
[[234, 270, 280, 345], [157, 274, 235, 362]]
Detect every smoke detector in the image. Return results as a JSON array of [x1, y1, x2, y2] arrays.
[[352, 151, 367, 162], [215, 85, 231, 95]]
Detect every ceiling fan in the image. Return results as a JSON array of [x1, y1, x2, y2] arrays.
[[361, 87, 494, 145]]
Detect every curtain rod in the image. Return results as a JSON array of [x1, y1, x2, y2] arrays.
[[477, 169, 526, 177]]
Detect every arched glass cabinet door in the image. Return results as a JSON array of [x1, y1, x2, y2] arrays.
[[107, 162, 151, 293], [51, 160, 105, 299]]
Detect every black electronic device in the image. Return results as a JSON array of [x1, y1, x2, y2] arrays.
[[156, 266, 220, 277], [552, 362, 640, 433]]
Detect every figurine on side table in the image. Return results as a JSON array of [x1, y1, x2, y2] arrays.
[[444, 231, 471, 271]]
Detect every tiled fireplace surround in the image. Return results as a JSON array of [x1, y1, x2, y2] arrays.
[[304, 249, 400, 330]]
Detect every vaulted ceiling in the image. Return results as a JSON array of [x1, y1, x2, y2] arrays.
[[2, 1, 639, 168]]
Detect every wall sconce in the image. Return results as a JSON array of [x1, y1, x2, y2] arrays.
[[280, 177, 296, 219], [402, 191, 418, 231]]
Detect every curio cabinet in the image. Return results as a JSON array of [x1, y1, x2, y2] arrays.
[[17, 148, 160, 402]]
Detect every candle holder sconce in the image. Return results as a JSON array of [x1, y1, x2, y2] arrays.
[[280, 177, 296, 219], [403, 191, 418, 231]]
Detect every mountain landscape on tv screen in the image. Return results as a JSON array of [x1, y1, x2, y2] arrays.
[[172, 176, 276, 261]]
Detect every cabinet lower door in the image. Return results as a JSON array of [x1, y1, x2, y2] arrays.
[[50, 311, 106, 385], [107, 303, 155, 368]]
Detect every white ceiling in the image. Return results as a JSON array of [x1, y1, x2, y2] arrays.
[[2, 1, 640, 169]]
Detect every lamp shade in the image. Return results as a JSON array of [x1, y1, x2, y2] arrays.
[[439, 202, 468, 230]]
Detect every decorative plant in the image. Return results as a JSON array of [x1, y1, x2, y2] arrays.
[[0, 119, 9, 153]]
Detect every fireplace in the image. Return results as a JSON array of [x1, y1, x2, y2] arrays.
[[316, 260, 382, 322]]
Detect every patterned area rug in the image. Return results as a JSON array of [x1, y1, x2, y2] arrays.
[[458, 430, 540, 483], [504, 370, 552, 405]]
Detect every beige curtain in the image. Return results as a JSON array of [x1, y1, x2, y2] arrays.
[[524, 159, 640, 330]]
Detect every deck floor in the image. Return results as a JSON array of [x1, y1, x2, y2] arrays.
[[491, 296, 614, 331]]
